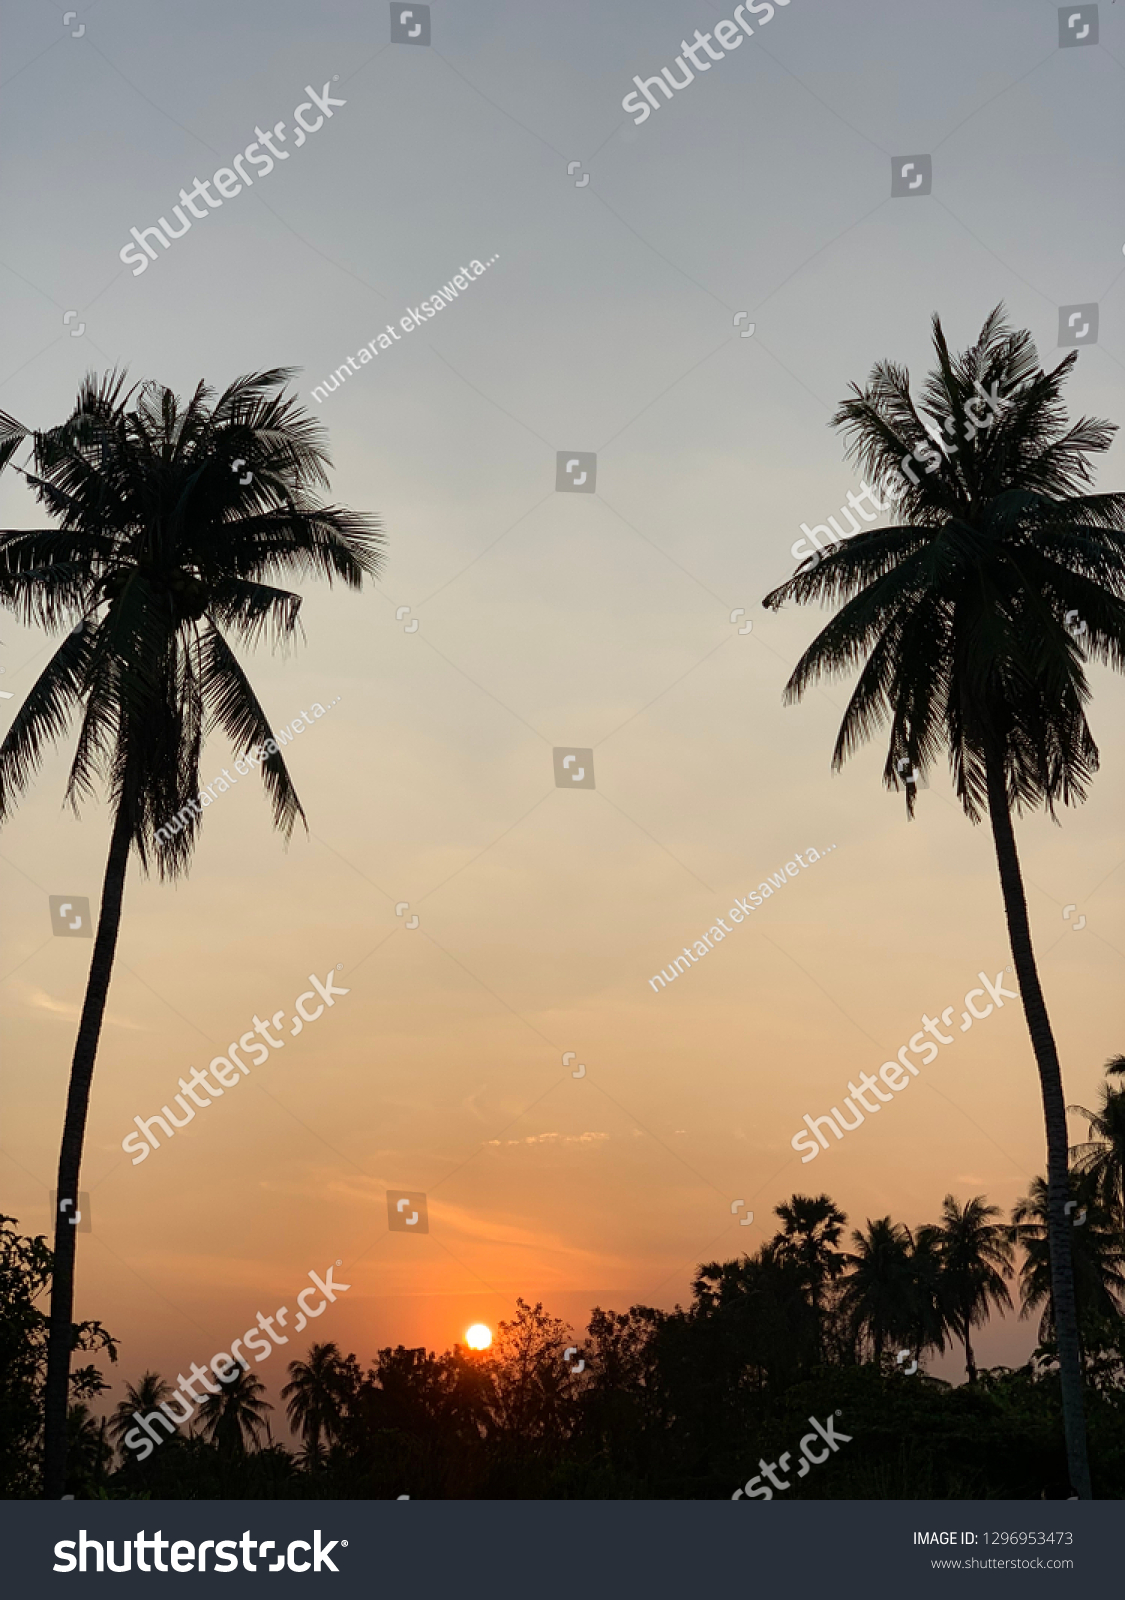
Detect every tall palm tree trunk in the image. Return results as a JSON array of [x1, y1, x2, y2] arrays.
[[960, 1315, 977, 1384], [984, 752, 1091, 1498], [811, 1283, 823, 1363], [43, 806, 132, 1498]]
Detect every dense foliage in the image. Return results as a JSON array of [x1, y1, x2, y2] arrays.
[[4, 1065, 1121, 1499]]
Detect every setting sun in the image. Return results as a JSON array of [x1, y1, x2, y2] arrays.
[[465, 1323, 492, 1351]]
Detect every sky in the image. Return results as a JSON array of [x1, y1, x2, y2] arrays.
[[1, 0, 1123, 1424]]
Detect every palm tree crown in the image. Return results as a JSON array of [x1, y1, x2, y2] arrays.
[[931, 1194, 1013, 1382], [197, 1365, 272, 1456], [1010, 1176, 1125, 1347], [839, 1217, 918, 1363], [282, 1342, 350, 1465], [1069, 1056, 1125, 1230], [107, 1370, 173, 1449], [0, 367, 383, 870], [773, 1193, 847, 1359], [762, 305, 1125, 818]]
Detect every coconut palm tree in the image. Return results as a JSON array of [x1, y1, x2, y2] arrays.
[[282, 1342, 349, 1467], [931, 1194, 1014, 1383], [1069, 1055, 1125, 1230], [761, 306, 1125, 1496], [66, 1401, 112, 1490], [772, 1193, 847, 1360], [1009, 1175, 1125, 1348], [694, 1240, 822, 1387], [905, 1222, 950, 1370], [107, 1370, 173, 1452], [0, 369, 383, 1496], [838, 1217, 918, 1364], [196, 1365, 272, 1456]]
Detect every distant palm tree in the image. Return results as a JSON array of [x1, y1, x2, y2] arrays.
[[905, 1223, 949, 1369], [839, 1217, 918, 1364], [762, 307, 1125, 1496], [197, 1365, 272, 1456], [0, 370, 382, 1496], [1069, 1055, 1125, 1230], [282, 1342, 348, 1467], [107, 1371, 173, 1451], [695, 1240, 821, 1386], [773, 1193, 847, 1360], [1009, 1176, 1125, 1349], [66, 1402, 112, 1490], [931, 1195, 1014, 1383]]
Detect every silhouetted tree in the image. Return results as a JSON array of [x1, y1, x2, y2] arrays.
[[694, 1242, 820, 1387], [1070, 1056, 1125, 1231], [906, 1223, 949, 1369], [80, 1185, 1125, 1501], [580, 1306, 666, 1476], [66, 1403, 112, 1495], [1010, 1176, 1125, 1352], [932, 1194, 1014, 1382], [762, 306, 1125, 1496], [197, 1366, 272, 1457], [107, 1371, 173, 1453], [0, 371, 383, 1494], [0, 1216, 115, 1497], [283, 1343, 350, 1467], [773, 1193, 848, 1360], [839, 1218, 917, 1364], [487, 1300, 578, 1449]]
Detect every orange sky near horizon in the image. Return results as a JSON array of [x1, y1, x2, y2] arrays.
[[2, 573, 1122, 1406]]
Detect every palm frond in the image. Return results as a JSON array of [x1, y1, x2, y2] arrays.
[[0, 367, 376, 873], [0, 625, 93, 822], [762, 305, 1123, 822], [199, 625, 306, 840]]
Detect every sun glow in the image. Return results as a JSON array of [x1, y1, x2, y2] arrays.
[[465, 1323, 492, 1350]]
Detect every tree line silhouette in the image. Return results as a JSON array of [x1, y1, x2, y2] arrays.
[[2, 1056, 1121, 1498]]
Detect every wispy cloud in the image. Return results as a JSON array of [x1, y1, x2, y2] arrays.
[[486, 1131, 610, 1147], [16, 983, 145, 1031]]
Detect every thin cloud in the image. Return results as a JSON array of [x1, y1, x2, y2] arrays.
[[486, 1131, 610, 1147], [16, 983, 145, 1031]]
